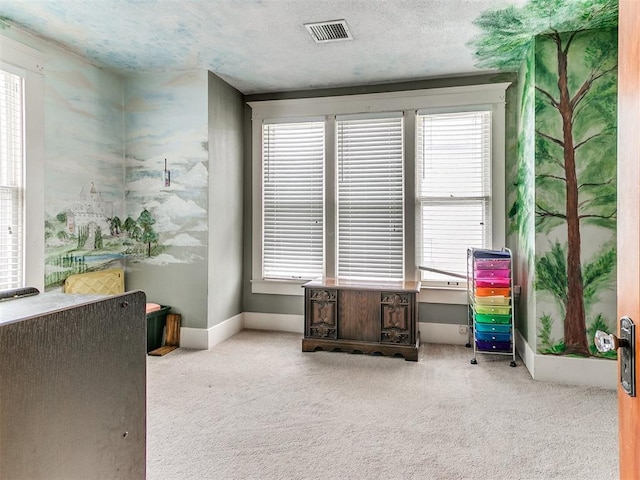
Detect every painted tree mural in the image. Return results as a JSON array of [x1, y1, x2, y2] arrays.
[[137, 209, 159, 258], [109, 216, 122, 236], [535, 28, 617, 356], [472, 0, 618, 356]]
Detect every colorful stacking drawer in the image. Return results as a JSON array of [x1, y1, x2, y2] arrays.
[[475, 258, 510, 270], [475, 287, 510, 297], [476, 340, 512, 352], [474, 269, 510, 279], [468, 248, 515, 365], [475, 331, 511, 342], [475, 323, 511, 333], [474, 295, 511, 306], [474, 313, 511, 324], [475, 278, 511, 288], [475, 304, 511, 315]]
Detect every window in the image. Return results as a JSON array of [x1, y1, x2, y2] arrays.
[[0, 36, 45, 291], [262, 121, 324, 279], [337, 114, 404, 280], [416, 110, 492, 283], [0, 69, 23, 289], [249, 84, 508, 299]]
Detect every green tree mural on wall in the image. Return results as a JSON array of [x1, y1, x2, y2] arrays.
[[472, 0, 618, 356], [534, 26, 617, 354], [137, 209, 159, 258], [109, 216, 122, 236]]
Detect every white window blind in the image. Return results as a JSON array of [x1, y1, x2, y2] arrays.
[[337, 115, 404, 280], [0, 69, 24, 290], [262, 121, 324, 279], [416, 111, 492, 282]]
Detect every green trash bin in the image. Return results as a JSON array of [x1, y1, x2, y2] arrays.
[[146, 305, 171, 353]]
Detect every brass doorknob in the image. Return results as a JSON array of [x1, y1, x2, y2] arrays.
[[595, 330, 630, 352]]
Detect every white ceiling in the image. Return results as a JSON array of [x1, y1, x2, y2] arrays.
[[0, 0, 609, 94]]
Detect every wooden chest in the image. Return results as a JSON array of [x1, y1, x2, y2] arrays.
[[302, 278, 420, 361]]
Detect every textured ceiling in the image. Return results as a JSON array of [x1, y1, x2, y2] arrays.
[[0, 0, 615, 94]]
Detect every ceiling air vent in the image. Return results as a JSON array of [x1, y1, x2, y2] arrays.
[[305, 20, 353, 43]]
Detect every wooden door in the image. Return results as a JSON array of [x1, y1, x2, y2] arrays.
[[617, 1, 640, 477]]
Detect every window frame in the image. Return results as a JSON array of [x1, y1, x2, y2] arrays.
[[415, 107, 495, 286], [0, 35, 45, 292], [249, 83, 509, 301], [335, 112, 405, 281], [261, 117, 326, 280]]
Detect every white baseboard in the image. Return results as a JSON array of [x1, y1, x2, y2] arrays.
[[182, 318, 473, 349], [180, 313, 244, 350], [515, 329, 536, 377], [180, 312, 302, 349], [243, 312, 304, 333], [514, 330, 616, 389], [179, 327, 210, 350], [533, 351, 617, 389]]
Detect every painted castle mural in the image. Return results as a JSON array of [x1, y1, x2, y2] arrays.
[[473, 0, 618, 358], [44, 180, 163, 289], [40, 64, 207, 290]]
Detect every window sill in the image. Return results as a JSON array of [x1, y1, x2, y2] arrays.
[[251, 278, 469, 305], [251, 279, 307, 296]]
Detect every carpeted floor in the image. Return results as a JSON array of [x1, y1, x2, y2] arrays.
[[147, 330, 618, 480]]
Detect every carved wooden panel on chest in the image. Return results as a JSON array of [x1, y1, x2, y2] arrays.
[[306, 289, 337, 339], [380, 292, 413, 345]]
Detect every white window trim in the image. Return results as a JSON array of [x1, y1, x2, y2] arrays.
[[249, 83, 509, 304], [415, 107, 499, 287], [1, 35, 45, 291], [336, 113, 405, 280]]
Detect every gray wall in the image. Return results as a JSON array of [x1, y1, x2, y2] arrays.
[[208, 72, 245, 327], [419, 303, 467, 325], [126, 262, 208, 328], [242, 74, 516, 325]]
